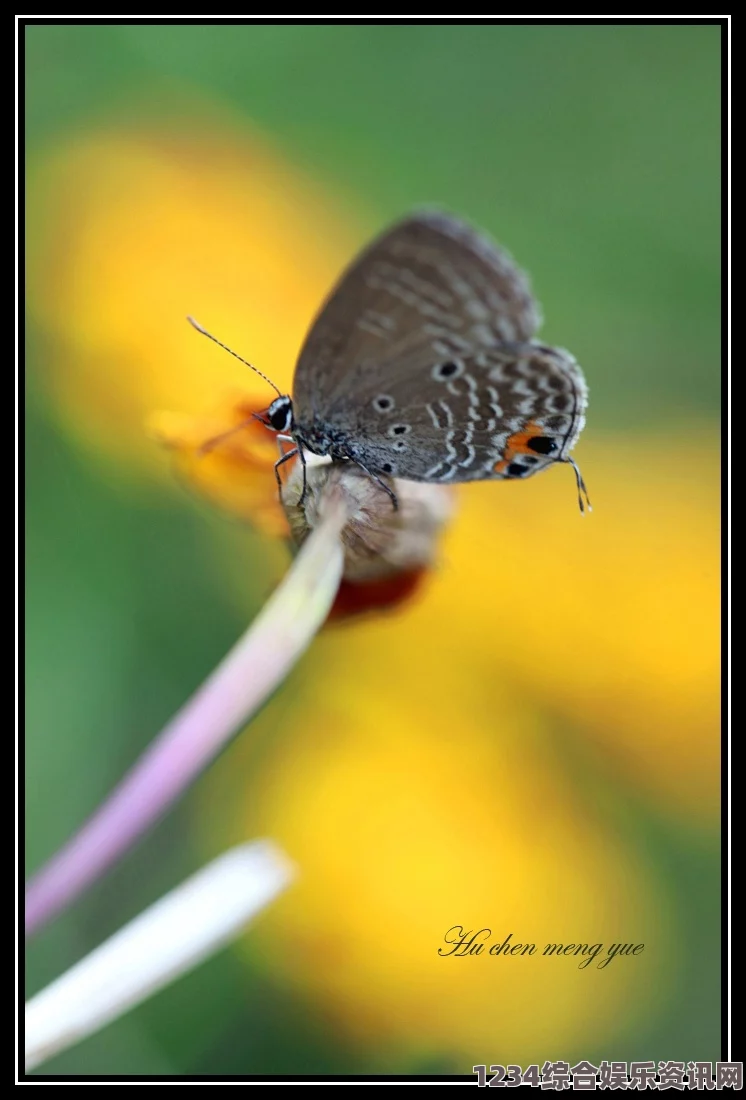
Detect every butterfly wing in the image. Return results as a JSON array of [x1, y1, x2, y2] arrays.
[[292, 210, 541, 419], [292, 211, 586, 484], [324, 342, 587, 483]]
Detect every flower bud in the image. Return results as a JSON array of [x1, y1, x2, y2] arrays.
[[282, 458, 454, 582]]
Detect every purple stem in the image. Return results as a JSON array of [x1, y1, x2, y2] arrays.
[[26, 501, 346, 937]]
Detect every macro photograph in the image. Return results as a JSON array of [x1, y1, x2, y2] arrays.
[[23, 20, 723, 1082]]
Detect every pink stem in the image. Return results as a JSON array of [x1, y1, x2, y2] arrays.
[[26, 501, 346, 937]]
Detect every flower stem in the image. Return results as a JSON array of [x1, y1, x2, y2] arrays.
[[25, 497, 346, 937]]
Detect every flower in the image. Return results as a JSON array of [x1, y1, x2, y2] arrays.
[[282, 460, 455, 582], [198, 430, 715, 1062], [28, 111, 719, 1067], [26, 840, 295, 1071], [149, 397, 291, 538], [26, 112, 356, 479]]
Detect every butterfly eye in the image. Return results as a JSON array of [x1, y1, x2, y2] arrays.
[[527, 436, 559, 456], [268, 396, 294, 432]]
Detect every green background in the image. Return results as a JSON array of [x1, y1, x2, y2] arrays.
[[25, 23, 721, 1076]]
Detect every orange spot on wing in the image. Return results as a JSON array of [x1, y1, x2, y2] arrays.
[[493, 420, 543, 473]]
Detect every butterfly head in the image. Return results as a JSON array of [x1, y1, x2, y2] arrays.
[[263, 395, 295, 434]]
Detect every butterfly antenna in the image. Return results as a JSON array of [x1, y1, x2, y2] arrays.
[[187, 316, 282, 397], [567, 457, 592, 516]]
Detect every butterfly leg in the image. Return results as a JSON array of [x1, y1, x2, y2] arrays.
[[351, 460, 399, 511], [296, 446, 308, 506], [275, 433, 296, 459], [273, 447, 299, 496], [273, 434, 309, 505]]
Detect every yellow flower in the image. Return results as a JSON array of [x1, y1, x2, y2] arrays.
[[204, 624, 675, 1063], [28, 113, 718, 1065], [27, 116, 357, 478], [198, 431, 714, 1062]]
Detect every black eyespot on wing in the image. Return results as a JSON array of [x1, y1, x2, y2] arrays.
[[507, 462, 530, 477], [527, 436, 559, 456], [373, 394, 394, 412], [431, 359, 465, 383], [381, 463, 393, 474]]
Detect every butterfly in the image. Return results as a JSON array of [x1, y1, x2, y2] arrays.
[[190, 210, 590, 512]]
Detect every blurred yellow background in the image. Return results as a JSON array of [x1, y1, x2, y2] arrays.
[[26, 24, 720, 1075]]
